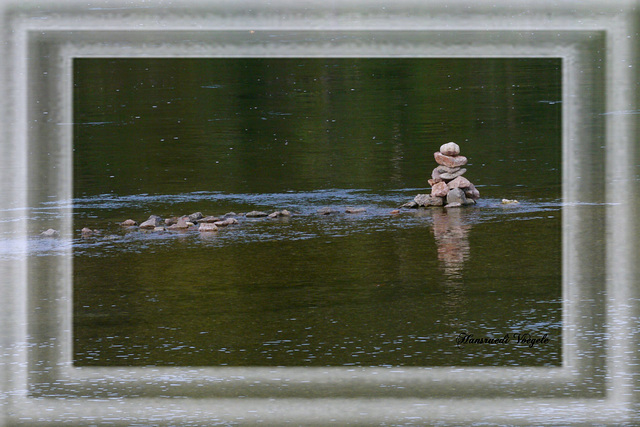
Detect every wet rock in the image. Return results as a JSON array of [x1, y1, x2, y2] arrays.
[[198, 223, 218, 232], [440, 142, 461, 156], [120, 219, 138, 227], [401, 200, 419, 209], [414, 193, 444, 207], [318, 207, 337, 215], [501, 199, 519, 204], [167, 217, 190, 230], [464, 183, 480, 200], [214, 218, 239, 227], [444, 202, 462, 208], [446, 188, 468, 205], [431, 181, 450, 198], [246, 211, 268, 218], [187, 212, 204, 222], [200, 216, 221, 223], [165, 217, 178, 226], [41, 228, 59, 237], [345, 207, 366, 214], [434, 151, 468, 168], [439, 168, 467, 181], [81, 227, 94, 236], [447, 176, 471, 189], [140, 215, 163, 229], [268, 209, 292, 218]]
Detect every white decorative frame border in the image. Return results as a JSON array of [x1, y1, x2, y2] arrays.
[[0, 0, 637, 424]]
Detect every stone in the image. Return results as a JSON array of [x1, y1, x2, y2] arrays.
[[318, 207, 337, 215], [436, 165, 461, 174], [153, 226, 165, 232], [414, 194, 444, 207], [120, 219, 137, 227], [431, 168, 442, 182], [168, 216, 190, 230], [447, 176, 471, 189], [501, 199, 519, 204], [464, 183, 480, 200], [431, 181, 449, 198], [440, 142, 460, 156], [41, 228, 59, 237], [214, 218, 238, 227], [188, 212, 203, 222], [198, 223, 218, 232], [401, 201, 419, 209], [444, 202, 462, 208], [439, 168, 467, 181], [200, 216, 221, 223], [139, 215, 163, 229], [165, 217, 178, 226], [390, 210, 400, 215], [446, 188, 468, 205], [224, 212, 238, 217], [246, 211, 268, 218], [81, 227, 93, 236], [345, 207, 366, 214], [268, 210, 292, 218], [434, 151, 468, 168]]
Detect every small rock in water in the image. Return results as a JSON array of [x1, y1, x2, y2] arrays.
[[224, 212, 238, 217], [214, 218, 238, 227], [446, 188, 468, 205], [246, 211, 268, 218], [401, 200, 419, 209], [268, 209, 292, 218], [167, 216, 190, 230], [390, 209, 400, 215], [440, 142, 461, 156], [318, 207, 337, 215], [140, 215, 163, 229], [444, 202, 462, 208], [431, 181, 449, 198], [187, 212, 204, 222], [165, 217, 178, 226], [198, 223, 218, 232], [81, 227, 94, 236], [153, 226, 165, 232], [120, 219, 138, 227], [41, 228, 59, 237], [464, 183, 480, 200], [414, 193, 444, 207], [200, 216, 221, 223], [434, 152, 468, 168], [345, 207, 366, 214], [501, 199, 519, 204]]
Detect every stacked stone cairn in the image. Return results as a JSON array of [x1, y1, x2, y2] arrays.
[[407, 142, 480, 208]]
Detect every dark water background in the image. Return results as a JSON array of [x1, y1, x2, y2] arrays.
[[71, 58, 561, 366]]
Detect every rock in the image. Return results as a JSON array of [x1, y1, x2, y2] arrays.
[[431, 181, 449, 198], [436, 165, 461, 174], [345, 207, 366, 214], [167, 216, 190, 230], [198, 223, 218, 232], [444, 202, 462, 208], [164, 217, 178, 226], [434, 151, 468, 168], [139, 215, 163, 229], [41, 228, 59, 237], [446, 188, 468, 205], [415, 193, 444, 207], [464, 183, 480, 200], [440, 142, 460, 156], [224, 212, 238, 217], [214, 218, 238, 227], [463, 198, 476, 206], [428, 178, 439, 186], [431, 168, 442, 182], [390, 210, 400, 215], [439, 168, 467, 181], [501, 199, 519, 204], [246, 211, 268, 218], [447, 176, 471, 189], [268, 210, 292, 218], [81, 227, 93, 236], [187, 212, 203, 222], [401, 201, 419, 209], [200, 216, 221, 223], [153, 226, 165, 232], [120, 219, 138, 227], [318, 207, 337, 215]]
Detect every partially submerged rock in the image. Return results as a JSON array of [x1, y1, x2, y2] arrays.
[[167, 216, 190, 230], [246, 211, 268, 218], [200, 216, 221, 223], [501, 199, 519, 204], [120, 219, 138, 227], [214, 218, 238, 227], [81, 227, 94, 236], [140, 215, 163, 229], [187, 212, 204, 222], [414, 194, 444, 207], [41, 228, 59, 237], [345, 207, 366, 214], [268, 209, 292, 218], [318, 207, 337, 215], [198, 223, 218, 232]]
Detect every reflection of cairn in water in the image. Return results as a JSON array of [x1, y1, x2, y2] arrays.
[[431, 208, 471, 279]]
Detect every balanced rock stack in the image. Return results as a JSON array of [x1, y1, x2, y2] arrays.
[[412, 142, 480, 208]]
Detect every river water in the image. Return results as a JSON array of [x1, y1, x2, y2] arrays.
[[42, 58, 564, 367]]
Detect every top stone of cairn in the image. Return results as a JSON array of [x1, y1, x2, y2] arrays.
[[440, 142, 460, 157]]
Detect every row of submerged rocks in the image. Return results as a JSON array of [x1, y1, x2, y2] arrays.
[[403, 142, 480, 209]]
